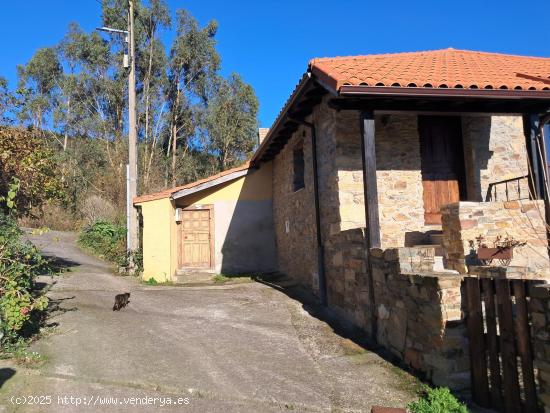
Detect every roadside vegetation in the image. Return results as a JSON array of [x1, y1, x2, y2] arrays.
[[213, 273, 256, 284], [0, 120, 65, 358], [0, 213, 52, 355], [407, 386, 468, 413], [0, 138, 62, 355], [77, 219, 125, 261], [1, 0, 258, 234]]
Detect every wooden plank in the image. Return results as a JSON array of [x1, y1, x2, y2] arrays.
[[465, 277, 491, 407], [495, 279, 522, 413], [481, 278, 503, 410], [360, 112, 381, 248], [512, 280, 538, 413]]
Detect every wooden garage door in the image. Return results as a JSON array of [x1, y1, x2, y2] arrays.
[[180, 209, 212, 268]]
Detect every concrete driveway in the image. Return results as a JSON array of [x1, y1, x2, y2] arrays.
[[0, 231, 419, 412]]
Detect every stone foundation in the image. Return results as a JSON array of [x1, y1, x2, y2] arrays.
[[441, 200, 549, 276]]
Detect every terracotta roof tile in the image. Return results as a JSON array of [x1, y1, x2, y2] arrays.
[[309, 48, 550, 92], [133, 162, 251, 204]]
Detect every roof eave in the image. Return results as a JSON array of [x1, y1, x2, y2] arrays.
[[251, 73, 314, 164], [339, 85, 550, 99], [171, 168, 250, 200]]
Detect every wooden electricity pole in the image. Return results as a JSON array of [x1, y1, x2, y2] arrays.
[[127, 0, 139, 253]]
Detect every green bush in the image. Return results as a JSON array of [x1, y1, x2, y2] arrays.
[[0, 213, 51, 350], [407, 386, 468, 413], [78, 219, 126, 263]]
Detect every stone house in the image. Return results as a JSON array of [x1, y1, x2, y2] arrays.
[[251, 48, 550, 332]]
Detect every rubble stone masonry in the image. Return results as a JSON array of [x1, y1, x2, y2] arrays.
[[461, 116, 529, 202], [375, 114, 429, 248], [272, 100, 540, 328], [272, 124, 319, 292], [441, 200, 549, 276], [370, 248, 470, 390]]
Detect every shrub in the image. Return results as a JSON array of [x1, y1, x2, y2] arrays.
[[0, 127, 65, 217], [18, 203, 78, 231], [78, 219, 126, 263], [407, 386, 468, 413], [81, 195, 119, 226], [0, 213, 51, 350]]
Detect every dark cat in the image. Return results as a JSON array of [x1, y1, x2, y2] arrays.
[[113, 292, 130, 311]]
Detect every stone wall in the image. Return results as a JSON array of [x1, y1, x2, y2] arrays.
[[370, 248, 470, 390], [272, 125, 319, 292], [313, 101, 372, 325], [462, 116, 529, 202], [375, 114, 430, 248], [323, 228, 372, 329], [530, 283, 550, 412], [441, 201, 549, 276], [271, 104, 538, 352]]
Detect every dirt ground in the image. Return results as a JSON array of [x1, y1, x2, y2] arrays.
[[0, 230, 421, 412]]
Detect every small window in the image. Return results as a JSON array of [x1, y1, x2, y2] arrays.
[[293, 142, 305, 192]]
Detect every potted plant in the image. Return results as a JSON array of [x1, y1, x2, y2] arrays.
[[469, 234, 527, 267]]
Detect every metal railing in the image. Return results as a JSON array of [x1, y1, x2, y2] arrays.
[[485, 175, 530, 202]]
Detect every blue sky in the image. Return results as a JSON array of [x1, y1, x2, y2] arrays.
[[1, 1, 549, 127]]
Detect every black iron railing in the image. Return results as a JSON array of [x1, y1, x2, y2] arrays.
[[485, 175, 530, 202]]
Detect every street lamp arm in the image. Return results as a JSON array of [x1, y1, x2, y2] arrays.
[[96, 26, 129, 35]]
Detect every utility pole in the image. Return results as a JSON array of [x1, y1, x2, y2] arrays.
[[97, 0, 139, 257], [127, 0, 139, 253]]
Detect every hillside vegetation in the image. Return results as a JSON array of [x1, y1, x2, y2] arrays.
[[1, 0, 259, 230]]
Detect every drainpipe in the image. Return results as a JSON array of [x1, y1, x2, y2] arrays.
[[537, 113, 550, 248], [289, 115, 327, 306]]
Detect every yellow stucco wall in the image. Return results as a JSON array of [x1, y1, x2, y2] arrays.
[[178, 163, 272, 206], [138, 197, 174, 282], [136, 162, 273, 281]]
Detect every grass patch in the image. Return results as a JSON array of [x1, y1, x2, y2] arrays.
[[12, 349, 46, 366], [212, 273, 257, 284], [0, 335, 47, 366], [142, 277, 173, 286], [388, 362, 424, 396], [341, 338, 367, 356]]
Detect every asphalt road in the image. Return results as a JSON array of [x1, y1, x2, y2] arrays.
[[0, 230, 419, 412]]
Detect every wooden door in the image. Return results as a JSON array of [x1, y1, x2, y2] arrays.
[[419, 116, 466, 225], [180, 209, 212, 268]]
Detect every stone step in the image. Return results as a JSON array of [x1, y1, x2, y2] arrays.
[[173, 269, 214, 284], [409, 245, 459, 274]]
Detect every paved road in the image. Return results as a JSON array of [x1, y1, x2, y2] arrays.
[[0, 231, 419, 412]]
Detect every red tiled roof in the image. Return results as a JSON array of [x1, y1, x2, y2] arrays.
[[310, 48, 550, 93], [133, 162, 251, 204]]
